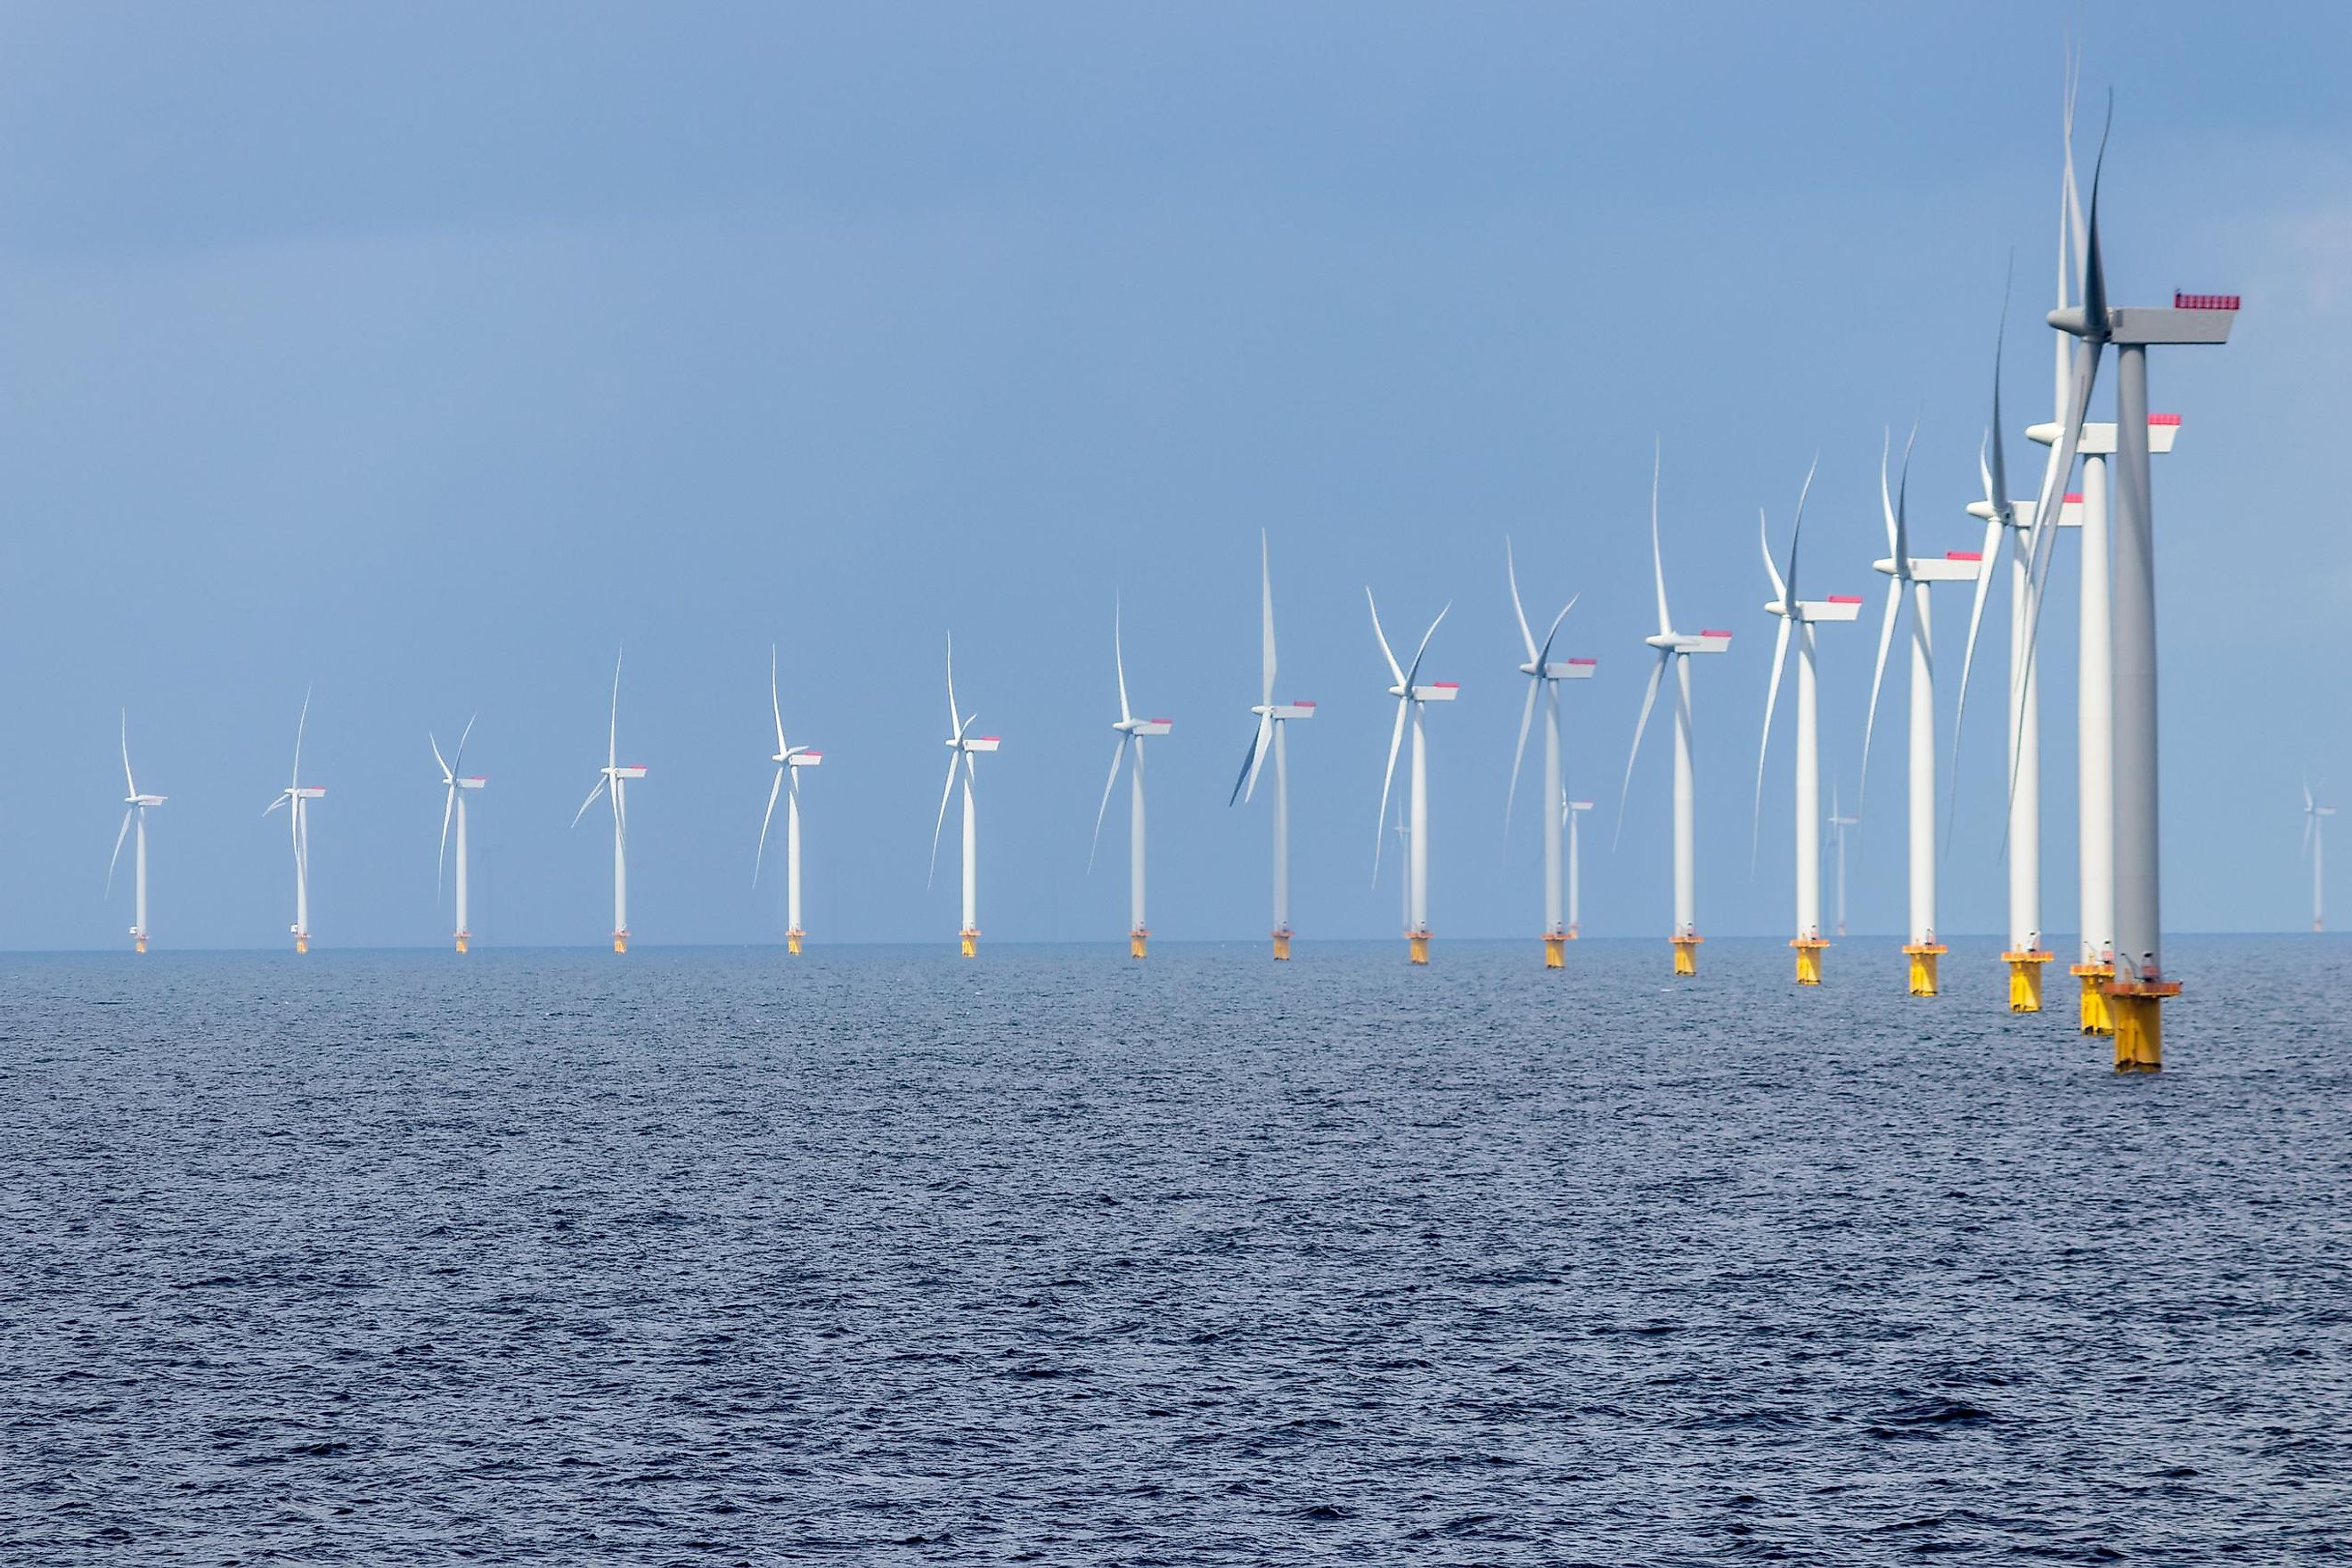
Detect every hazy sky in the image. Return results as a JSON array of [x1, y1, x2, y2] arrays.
[[3, 1, 2347, 951]]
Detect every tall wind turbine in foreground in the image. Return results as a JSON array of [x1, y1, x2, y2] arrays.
[[1860, 434, 1980, 996], [2021, 111, 2236, 1069], [1231, 534, 1316, 960], [571, 653, 648, 953], [755, 649, 822, 954], [1618, 451, 1731, 976], [1828, 786, 1858, 937], [1755, 465, 1862, 984], [108, 712, 167, 953], [930, 633, 1000, 957], [2304, 783, 2334, 935], [263, 689, 325, 953], [1504, 540, 1594, 968], [1090, 602, 1172, 958], [1565, 798, 1593, 939], [1369, 591, 1458, 965], [432, 719, 486, 953]]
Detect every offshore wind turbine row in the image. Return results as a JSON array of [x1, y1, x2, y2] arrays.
[[89, 66, 2265, 1074]]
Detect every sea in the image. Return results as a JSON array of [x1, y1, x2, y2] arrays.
[[3, 935, 2345, 1564]]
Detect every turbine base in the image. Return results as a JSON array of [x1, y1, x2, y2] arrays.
[[1566, 923, 1579, 941], [787, 928, 804, 956], [1130, 928, 1148, 960], [454, 931, 470, 955], [1408, 931, 1431, 966], [1271, 928, 1292, 961], [295, 934, 309, 956], [1671, 935, 1701, 977], [613, 931, 628, 955], [1793, 936, 1828, 986], [135, 934, 147, 955], [1543, 935, 1564, 969], [960, 927, 978, 959], [2003, 951, 2052, 1013], [2070, 963, 2116, 1035], [1904, 943, 1947, 997], [2106, 979, 2177, 1072]]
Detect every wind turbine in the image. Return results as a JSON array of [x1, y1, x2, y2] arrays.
[[2305, 783, 2334, 935], [1090, 600, 1172, 958], [571, 652, 648, 953], [1754, 463, 1862, 984], [1369, 590, 1458, 965], [1617, 448, 1731, 976], [107, 712, 166, 953], [929, 633, 1000, 957], [1231, 533, 1316, 960], [2017, 105, 2237, 1069], [1564, 798, 1593, 939], [1827, 785, 1858, 937], [1504, 539, 1595, 968], [755, 648, 822, 954], [262, 688, 325, 953], [432, 718, 486, 953], [1859, 431, 1980, 996]]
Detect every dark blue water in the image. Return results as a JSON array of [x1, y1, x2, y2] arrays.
[[4, 935, 2346, 1563]]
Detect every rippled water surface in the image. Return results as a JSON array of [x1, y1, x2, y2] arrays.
[[4, 936, 2348, 1563]]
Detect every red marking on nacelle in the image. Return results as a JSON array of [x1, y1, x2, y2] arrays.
[[1700, 630, 1733, 638], [1826, 595, 1864, 604], [1293, 699, 1317, 706], [2174, 292, 2239, 311], [1150, 718, 1173, 725], [2150, 412, 2183, 426], [1568, 657, 1597, 666], [1946, 552, 1983, 562], [2064, 493, 2084, 503]]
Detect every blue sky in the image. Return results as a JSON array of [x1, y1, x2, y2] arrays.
[[1, 1, 2346, 950]]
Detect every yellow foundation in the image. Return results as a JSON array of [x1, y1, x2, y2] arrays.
[[787, 929, 804, 956], [1408, 932, 1431, 965], [1671, 935, 1701, 976], [2107, 980, 2176, 1072], [2070, 963, 2115, 1034], [613, 932, 627, 954], [1904, 943, 1946, 996], [960, 927, 978, 959], [1543, 935, 1565, 968], [1271, 929, 1292, 960], [2003, 950, 2052, 1013], [296, 934, 309, 955], [1793, 936, 1827, 985], [135, 934, 147, 954], [1567, 923, 1579, 940], [1130, 929, 1148, 960]]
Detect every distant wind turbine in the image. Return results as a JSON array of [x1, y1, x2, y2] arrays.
[[1089, 600, 1172, 959], [262, 687, 325, 953], [930, 633, 1000, 957], [1231, 534, 1316, 960], [1503, 539, 1594, 968], [432, 717, 486, 953], [1827, 785, 1858, 938], [571, 652, 647, 953], [107, 711, 167, 954], [755, 648, 822, 954], [2305, 782, 2334, 935], [1564, 798, 1593, 940], [1369, 589, 1458, 965]]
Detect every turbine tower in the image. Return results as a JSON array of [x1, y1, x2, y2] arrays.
[[1230, 533, 1316, 960], [1859, 433, 1981, 997], [1754, 464, 1862, 984], [108, 712, 167, 953], [1504, 540, 1594, 968], [1369, 590, 1458, 965], [1090, 600, 1172, 959], [1617, 449, 1731, 976], [2021, 113, 2236, 1069], [1827, 785, 1858, 938], [571, 652, 648, 954], [1564, 798, 1593, 939], [930, 633, 1000, 957], [432, 718, 486, 953], [755, 649, 822, 954], [2305, 783, 2334, 935], [262, 688, 324, 953]]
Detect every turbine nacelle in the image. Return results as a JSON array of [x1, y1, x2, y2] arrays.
[[956, 735, 1001, 754], [1764, 595, 1863, 624], [1873, 554, 1981, 584], [1252, 699, 1317, 721], [1114, 717, 1174, 737], [1407, 682, 1458, 703], [457, 777, 487, 790], [290, 786, 327, 799], [1520, 658, 1596, 681], [127, 793, 167, 807], [785, 750, 822, 768], [2025, 413, 2184, 455], [1646, 630, 1730, 655], [607, 766, 648, 781]]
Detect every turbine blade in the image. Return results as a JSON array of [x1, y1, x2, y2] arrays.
[[1260, 531, 1278, 706], [1759, 506, 1785, 608], [1784, 455, 1816, 602], [120, 710, 135, 798], [754, 766, 784, 886], [1403, 603, 1450, 692], [1613, 649, 1668, 852], [570, 775, 607, 829], [1650, 439, 1672, 635], [1231, 713, 1272, 807], [1114, 599, 1131, 725], [437, 781, 455, 895], [1858, 578, 1903, 818], [927, 755, 959, 887], [1536, 595, 1578, 670], [1507, 537, 1538, 664], [107, 808, 133, 896], [1754, 614, 1792, 871], [291, 684, 311, 787], [453, 712, 476, 774], [1504, 673, 1539, 839], [263, 790, 289, 817], [429, 730, 451, 784], [608, 649, 622, 770], [1367, 588, 1405, 687], [944, 632, 960, 733], [1946, 512, 2007, 845], [771, 646, 787, 757], [1880, 429, 1899, 559], [1373, 697, 1408, 879], [1088, 737, 1129, 871]]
